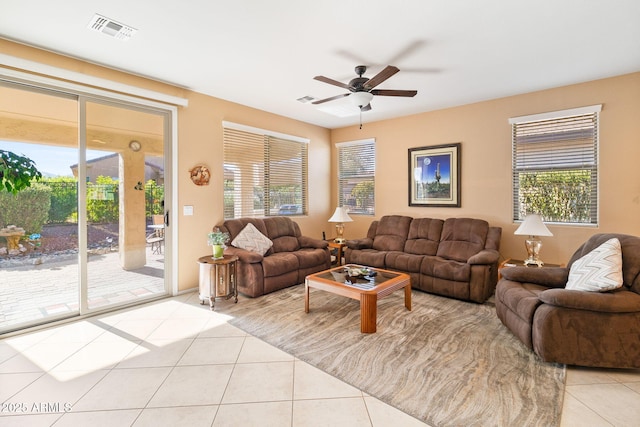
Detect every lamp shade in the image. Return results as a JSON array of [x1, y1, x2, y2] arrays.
[[350, 91, 373, 107], [514, 214, 553, 236], [328, 207, 353, 223]]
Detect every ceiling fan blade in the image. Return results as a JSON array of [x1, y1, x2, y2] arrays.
[[361, 103, 372, 112], [364, 65, 399, 90], [313, 75, 352, 90], [370, 89, 417, 97], [311, 93, 350, 105]]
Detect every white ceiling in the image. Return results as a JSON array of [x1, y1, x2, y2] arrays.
[[1, 0, 639, 129]]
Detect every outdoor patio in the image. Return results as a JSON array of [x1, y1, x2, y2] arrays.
[[0, 246, 165, 332]]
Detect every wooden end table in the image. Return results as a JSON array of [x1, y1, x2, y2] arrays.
[[498, 258, 564, 280], [197, 254, 239, 310], [326, 241, 346, 266], [305, 264, 411, 333]]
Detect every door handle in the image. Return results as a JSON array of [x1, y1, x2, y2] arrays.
[[164, 211, 169, 227]]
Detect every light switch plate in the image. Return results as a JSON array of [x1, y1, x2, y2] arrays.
[[183, 205, 194, 216]]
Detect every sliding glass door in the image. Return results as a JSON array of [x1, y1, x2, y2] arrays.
[[82, 99, 167, 311], [0, 82, 171, 334]]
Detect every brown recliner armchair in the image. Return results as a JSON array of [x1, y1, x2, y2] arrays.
[[495, 233, 640, 368]]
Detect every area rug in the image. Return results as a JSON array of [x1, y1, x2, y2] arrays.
[[216, 285, 565, 427]]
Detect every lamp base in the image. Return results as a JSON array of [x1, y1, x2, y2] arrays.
[[334, 223, 345, 244], [523, 258, 544, 267], [524, 237, 544, 267]]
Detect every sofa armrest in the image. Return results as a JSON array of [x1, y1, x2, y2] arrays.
[[467, 249, 499, 265], [346, 237, 373, 250], [224, 246, 264, 263], [500, 266, 569, 288], [298, 236, 329, 249], [539, 288, 640, 313]]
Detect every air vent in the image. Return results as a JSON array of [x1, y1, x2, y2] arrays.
[[87, 14, 137, 41], [296, 96, 316, 103]]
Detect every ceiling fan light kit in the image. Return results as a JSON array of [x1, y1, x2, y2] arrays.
[[350, 91, 374, 108]]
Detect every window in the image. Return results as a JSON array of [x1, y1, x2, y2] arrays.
[[223, 121, 308, 219], [337, 139, 375, 215], [510, 105, 601, 224]]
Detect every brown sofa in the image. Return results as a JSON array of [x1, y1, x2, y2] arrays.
[[496, 233, 640, 368], [345, 215, 502, 303], [217, 217, 331, 297]]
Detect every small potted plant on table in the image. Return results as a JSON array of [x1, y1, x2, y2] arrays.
[[207, 228, 230, 259]]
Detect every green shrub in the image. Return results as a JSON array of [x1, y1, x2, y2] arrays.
[[87, 176, 119, 223], [0, 183, 51, 233], [41, 177, 78, 223], [145, 180, 164, 217]]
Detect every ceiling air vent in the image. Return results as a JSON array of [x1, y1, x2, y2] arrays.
[[87, 14, 137, 41], [296, 96, 316, 103]]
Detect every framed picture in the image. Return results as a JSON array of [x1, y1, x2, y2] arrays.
[[408, 143, 461, 207]]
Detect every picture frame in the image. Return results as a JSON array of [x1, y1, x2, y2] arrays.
[[408, 143, 461, 207]]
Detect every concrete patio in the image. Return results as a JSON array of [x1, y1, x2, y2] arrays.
[[0, 247, 166, 332]]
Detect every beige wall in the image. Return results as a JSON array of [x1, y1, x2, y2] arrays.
[[331, 72, 640, 264], [1, 40, 332, 293], [4, 39, 640, 287], [176, 92, 331, 290]]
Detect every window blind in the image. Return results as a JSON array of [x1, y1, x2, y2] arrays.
[[223, 125, 308, 219], [337, 139, 375, 215], [512, 110, 599, 224]]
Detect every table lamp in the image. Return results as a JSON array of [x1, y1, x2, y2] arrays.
[[328, 207, 353, 243], [514, 214, 553, 267]]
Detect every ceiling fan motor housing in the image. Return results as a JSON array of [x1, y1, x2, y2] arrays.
[[349, 77, 369, 91]]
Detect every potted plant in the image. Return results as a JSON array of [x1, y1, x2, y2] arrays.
[[208, 227, 230, 259]]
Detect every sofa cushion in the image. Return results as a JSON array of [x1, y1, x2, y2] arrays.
[[426, 256, 472, 282], [293, 248, 329, 269], [404, 217, 443, 256], [566, 237, 623, 292], [371, 215, 413, 252], [263, 217, 301, 253], [261, 252, 299, 277], [231, 223, 273, 255], [386, 251, 424, 273], [347, 248, 387, 268], [436, 218, 489, 262]]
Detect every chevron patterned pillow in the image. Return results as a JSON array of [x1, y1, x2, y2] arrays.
[[231, 223, 273, 255], [566, 237, 623, 292]]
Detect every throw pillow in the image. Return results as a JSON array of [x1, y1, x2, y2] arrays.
[[566, 237, 623, 292], [231, 223, 273, 255]]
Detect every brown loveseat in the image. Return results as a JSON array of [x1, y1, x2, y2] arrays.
[[496, 233, 640, 368], [345, 215, 502, 303], [217, 217, 331, 297]]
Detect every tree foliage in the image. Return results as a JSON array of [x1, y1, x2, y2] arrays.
[[518, 170, 593, 223], [42, 177, 78, 223], [0, 183, 51, 233], [87, 176, 119, 223], [0, 149, 42, 193], [351, 181, 374, 211]]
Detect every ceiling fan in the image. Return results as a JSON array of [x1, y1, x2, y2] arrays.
[[312, 65, 417, 112]]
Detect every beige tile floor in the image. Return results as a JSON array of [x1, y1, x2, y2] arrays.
[[0, 291, 638, 427]]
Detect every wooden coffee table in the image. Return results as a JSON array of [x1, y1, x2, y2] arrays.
[[304, 264, 411, 333]]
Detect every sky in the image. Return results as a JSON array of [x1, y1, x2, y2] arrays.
[[1, 141, 106, 177]]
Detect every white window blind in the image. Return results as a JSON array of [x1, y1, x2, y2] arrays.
[[223, 123, 308, 219], [511, 106, 600, 224], [337, 139, 375, 215]]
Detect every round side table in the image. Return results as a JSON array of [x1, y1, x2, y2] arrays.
[[197, 254, 239, 310]]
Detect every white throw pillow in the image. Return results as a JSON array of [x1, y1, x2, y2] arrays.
[[566, 238, 623, 292], [231, 223, 273, 255]]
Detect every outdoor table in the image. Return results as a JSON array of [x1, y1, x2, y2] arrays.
[[0, 227, 25, 251]]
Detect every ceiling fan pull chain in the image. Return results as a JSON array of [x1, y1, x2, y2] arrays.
[[359, 108, 363, 129]]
